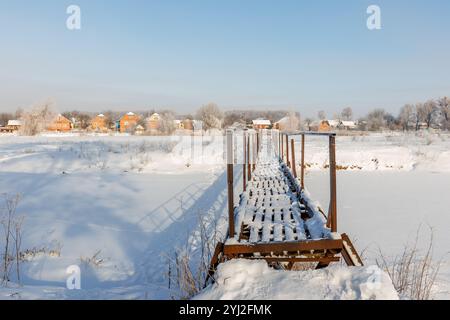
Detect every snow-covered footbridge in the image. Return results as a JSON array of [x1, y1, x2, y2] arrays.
[[208, 129, 363, 280]]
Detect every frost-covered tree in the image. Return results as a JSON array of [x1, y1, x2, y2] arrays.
[[418, 100, 438, 129], [303, 118, 313, 131], [159, 112, 177, 135], [19, 101, 55, 136], [317, 110, 326, 120], [437, 97, 450, 130], [196, 103, 223, 131], [411, 103, 425, 131], [367, 109, 386, 131], [399, 104, 414, 131], [0, 113, 13, 127], [341, 107, 353, 120]]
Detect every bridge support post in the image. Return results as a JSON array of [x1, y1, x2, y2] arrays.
[[329, 135, 337, 233], [256, 130, 260, 155], [291, 138, 297, 178], [243, 131, 247, 192], [226, 130, 235, 237], [301, 134, 305, 189], [252, 131, 256, 171], [285, 134, 290, 168], [247, 134, 251, 181]]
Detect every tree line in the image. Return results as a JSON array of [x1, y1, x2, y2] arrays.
[[1, 97, 449, 134]]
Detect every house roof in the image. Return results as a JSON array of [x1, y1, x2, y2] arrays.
[[126, 112, 135, 116], [97, 114, 105, 117], [340, 121, 356, 127], [252, 119, 271, 126], [7, 120, 22, 126], [327, 120, 340, 127], [275, 116, 290, 124]]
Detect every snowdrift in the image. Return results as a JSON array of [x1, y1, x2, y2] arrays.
[[195, 259, 399, 300]]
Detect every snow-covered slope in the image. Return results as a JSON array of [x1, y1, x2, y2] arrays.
[[0, 132, 449, 299], [195, 259, 399, 300], [294, 132, 450, 172]]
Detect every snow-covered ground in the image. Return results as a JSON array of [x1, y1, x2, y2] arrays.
[[0, 131, 449, 299], [195, 259, 398, 300]]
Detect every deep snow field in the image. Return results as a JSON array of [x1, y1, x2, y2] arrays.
[[0, 131, 449, 300]]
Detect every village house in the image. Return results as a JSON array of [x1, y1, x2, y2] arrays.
[[134, 125, 145, 135], [182, 119, 194, 131], [90, 114, 108, 132], [318, 119, 339, 132], [0, 120, 22, 133], [119, 112, 140, 133], [252, 119, 271, 130], [146, 113, 161, 131], [273, 116, 300, 131], [173, 120, 184, 130], [338, 120, 357, 130], [47, 114, 72, 132]]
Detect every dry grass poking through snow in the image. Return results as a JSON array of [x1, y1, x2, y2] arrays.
[[376, 226, 442, 300], [165, 214, 222, 300]]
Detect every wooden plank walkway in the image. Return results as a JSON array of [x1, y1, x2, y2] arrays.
[[206, 129, 363, 284]]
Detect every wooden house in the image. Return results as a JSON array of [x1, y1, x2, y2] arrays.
[[119, 112, 140, 133], [47, 114, 72, 132], [252, 119, 271, 130], [338, 120, 357, 130], [135, 125, 145, 135], [146, 113, 161, 130], [90, 114, 108, 132], [0, 120, 22, 133], [173, 120, 184, 130], [183, 119, 194, 131], [318, 120, 339, 132]]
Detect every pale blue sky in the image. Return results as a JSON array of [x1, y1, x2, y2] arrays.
[[0, 0, 449, 117]]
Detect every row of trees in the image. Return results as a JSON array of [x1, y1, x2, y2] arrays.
[[359, 97, 449, 131], [304, 97, 449, 131], [2, 97, 449, 135]]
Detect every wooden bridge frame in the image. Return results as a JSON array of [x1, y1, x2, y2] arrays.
[[207, 129, 363, 284]]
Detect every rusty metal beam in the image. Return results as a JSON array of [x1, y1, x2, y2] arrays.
[[223, 239, 343, 255], [243, 256, 340, 263]]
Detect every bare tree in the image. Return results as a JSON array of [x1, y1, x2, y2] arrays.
[[367, 109, 386, 131], [195, 103, 223, 131], [19, 101, 55, 136], [399, 104, 414, 131], [304, 118, 314, 131], [317, 110, 326, 120], [282, 111, 300, 131], [341, 107, 353, 121], [412, 103, 425, 131], [159, 112, 177, 135], [62, 111, 92, 130], [0, 113, 13, 127], [420, 100, 438, 129], [437, 97, 450, 130]]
